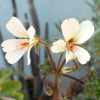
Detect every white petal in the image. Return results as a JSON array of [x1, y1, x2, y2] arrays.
[[73, 46, 90, 64], [27, 26, 36, 40], [27, 47, 32, 65], [75, 20, 94, 44], [61, 18, 80, 41], [1, 39, 29, 52], [66, 51, 75, 63], [51, 39, 66, 53], [5, 48, 27, 64], [6, 17, 28, 38]]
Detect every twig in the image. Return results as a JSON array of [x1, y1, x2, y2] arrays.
[[30, 48, 43, 99], [11, 0, 18, 16], [57, 53, 64, 68], [62, 73, 84, 84], [44, 22, 49, 58], [40, 40, 56, 71], [27, 0, 40, 33], [58, 59, 66, 73], [73, 60, 80, 69]]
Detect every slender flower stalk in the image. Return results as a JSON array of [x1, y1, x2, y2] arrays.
[[57, 53, 64, 68], [62, 73, 84, 84]]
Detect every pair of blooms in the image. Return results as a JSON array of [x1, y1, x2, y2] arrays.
[[1, 17, 94, 65]]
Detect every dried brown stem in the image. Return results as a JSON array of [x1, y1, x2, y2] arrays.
[[58, 59, 66, 73], [73, 60, 80, 69], [27, 0, 40, 33], [40, 40, 56, 71], [11, 0, 18, 16], [57, 53, 64, 68], [62, 73, 84, 84]]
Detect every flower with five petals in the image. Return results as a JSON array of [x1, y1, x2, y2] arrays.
[[51, 18, 94, 64], [1, 17, 39, 65]]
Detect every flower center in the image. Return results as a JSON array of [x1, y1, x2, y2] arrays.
[[31, 37, 40, 46], [19, 37, 40, 49], [66, 39, 75, 51], [20, 41, 29, 48]]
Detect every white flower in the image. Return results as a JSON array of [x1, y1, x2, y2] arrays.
[[1, 17, 39, 65], [51, 18, 94, 64]]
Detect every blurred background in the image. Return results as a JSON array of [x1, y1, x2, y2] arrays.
[[0, 0, 100, 99]]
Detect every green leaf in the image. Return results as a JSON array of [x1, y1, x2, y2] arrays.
[[40, 62, 51, 75], [0, 68, 24, 99], [12, 92, 24, 100], [0, 68, 13, 84], [0, 80, 22, 96]]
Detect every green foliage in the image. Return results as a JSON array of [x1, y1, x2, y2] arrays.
[[0, 68, 24, 100], [0, 68, 13, 84], [83, 70, 100, 99], [91, 0, 100, 57], [87, 0, 100, 68], [40, 61, 51, 75], [76, 69, 100, 100]]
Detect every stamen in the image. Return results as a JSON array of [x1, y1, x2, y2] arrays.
[[32, 37, 40, 46], [20, 42, 29, 48], [66, 39, 75, 51]]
